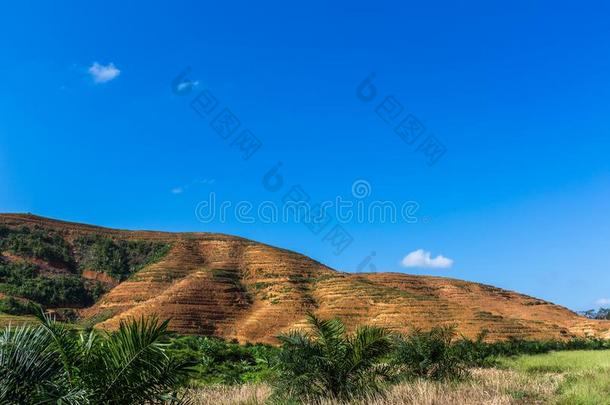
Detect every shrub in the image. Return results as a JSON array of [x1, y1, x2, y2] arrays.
[[392, 325, 468, 380], [452, 329, 496, 367], [0, 261, 38, 284], [275, 314, 394, 401], [16, 275, 92, 307], [0, 296, 39, 315], [168, 335, 278, 385], [89, 280, 107, 302]]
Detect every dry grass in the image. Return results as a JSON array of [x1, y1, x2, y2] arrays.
[[184, 368, 563, 405], [183, 384, 271, 405]]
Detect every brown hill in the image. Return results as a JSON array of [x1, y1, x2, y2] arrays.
[[0, 213, 608, 343]]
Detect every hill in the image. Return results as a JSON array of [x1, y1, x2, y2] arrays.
[[0, 213, 607, 343]]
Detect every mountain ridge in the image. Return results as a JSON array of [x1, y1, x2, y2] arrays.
[[1, 213, 608, 343]]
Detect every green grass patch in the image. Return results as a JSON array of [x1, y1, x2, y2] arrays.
[[500, 350, 610, 404]]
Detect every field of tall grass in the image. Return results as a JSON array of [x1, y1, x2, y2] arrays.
[[500, 350, 610, 404], [184, 351, 610, 404], [183, 367, 562, 404]]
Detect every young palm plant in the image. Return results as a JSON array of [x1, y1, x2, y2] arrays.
[[275, 314, 394, 401], [392, 325, 467, 380], [0, 310, 193, 404]]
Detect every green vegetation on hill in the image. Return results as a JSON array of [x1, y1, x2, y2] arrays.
[[0, 225, 73, 266], [0, 295, 38, 316], [0, 259, 93, 311], [0, 226, 171, 316], [74, 234, 170, 280]]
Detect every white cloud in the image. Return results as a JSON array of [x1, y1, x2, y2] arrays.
[[176, 80, 199, 93], [171, 178, 216, 195], [596, 298, 610, 306], [401, 249, 453, 269], [88, 62, 120, 83]]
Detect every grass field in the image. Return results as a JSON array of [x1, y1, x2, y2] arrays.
[[499, 350, 610, 405], [183, 350, 610, 405], [183, 368, 559, 404], [0, 313, 35, 327]]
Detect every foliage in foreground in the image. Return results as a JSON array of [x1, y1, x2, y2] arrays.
[[168, 335, 278, 385], [275, 314, 395, 401], [0, 312, 192, 404], [392, 325, 469, 380], [183, 367, 562, 405], [170, 315, 610, 403], [4, 308, 610, 404], [184, 350, 610, 405]]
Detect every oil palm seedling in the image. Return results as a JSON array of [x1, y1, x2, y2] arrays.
[[275, 314, 394, 401]]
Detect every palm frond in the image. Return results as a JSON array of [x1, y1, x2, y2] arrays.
[[0, 314, 193, 405], [95, 316, 191, 403], [0, 323, 65, 403]]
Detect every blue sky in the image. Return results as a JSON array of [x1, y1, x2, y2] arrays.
[[1, 1, 609, 310]]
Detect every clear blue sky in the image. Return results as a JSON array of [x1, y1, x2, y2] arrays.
[[1, 1, 609, 311]]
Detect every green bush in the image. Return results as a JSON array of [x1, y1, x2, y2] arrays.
[[0, 261, 38, 284], [0, 296, 39, 315], [89, 280, 107, 302], [275, 314, 395, 401], [16, 276, 92, 307], [392, 325, 468, 380], [452, 329, 496, 367], [168, 335, 278, 385], [467, 336, 610, 359]]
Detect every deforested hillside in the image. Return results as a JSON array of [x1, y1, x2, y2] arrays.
[[0, 213, 607, 343]]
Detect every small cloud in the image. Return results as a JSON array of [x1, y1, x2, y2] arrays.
[[171, 178, 215, 195], [195, 178, 215, 185], [401, 249, 453, 269], [88, 62, 120, 83], [596, 298, 610, 306], [176, 80, 199, 93]]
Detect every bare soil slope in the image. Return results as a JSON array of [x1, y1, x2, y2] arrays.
[[1, 213, 607, 343]]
